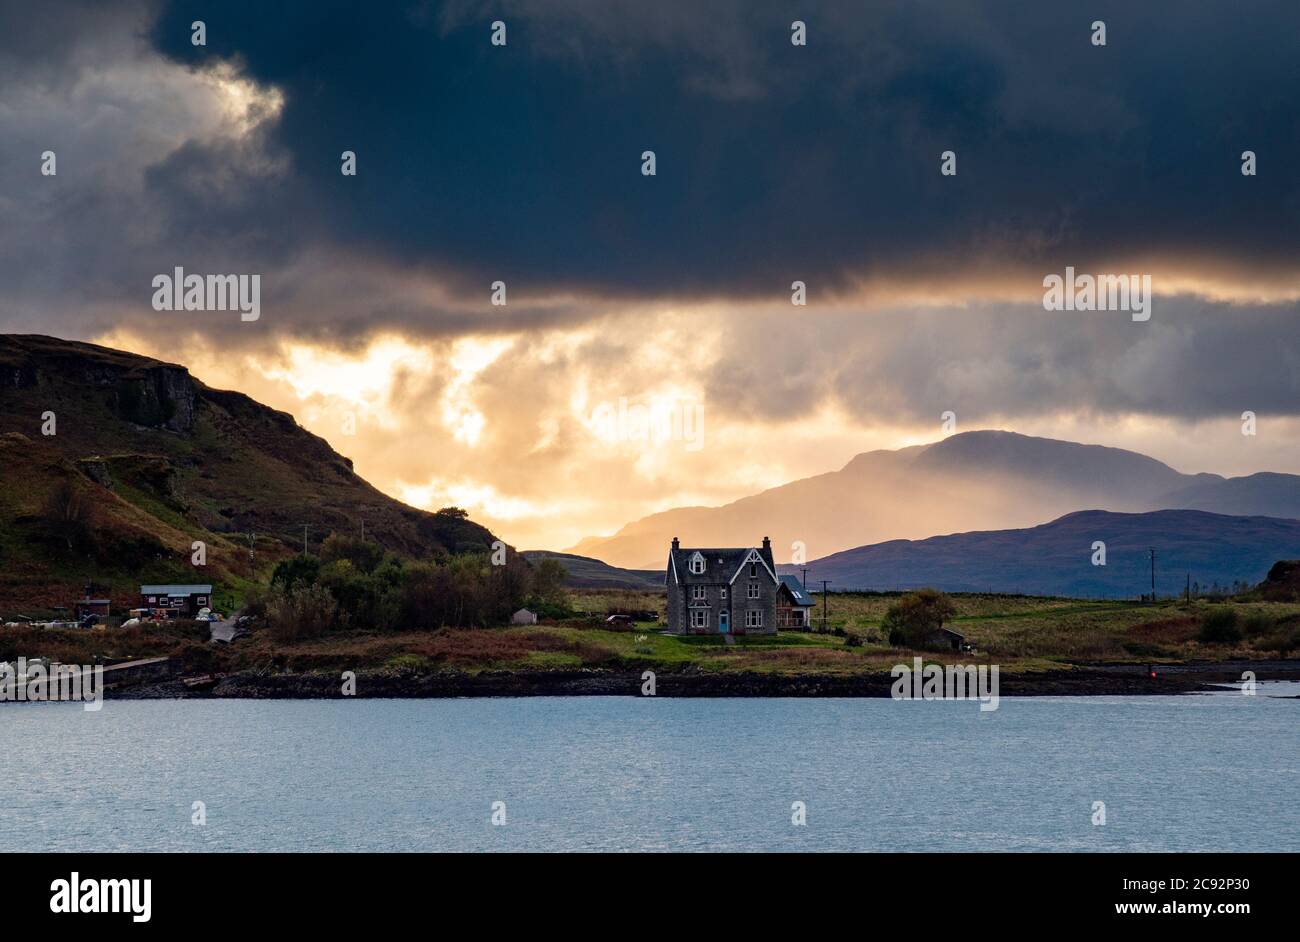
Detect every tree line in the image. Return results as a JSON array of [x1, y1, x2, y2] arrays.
[[254, 532, 568, 642]]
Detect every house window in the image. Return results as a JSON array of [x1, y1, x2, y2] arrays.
[[750, 562, 757, 577], [692, 585, 707, 601], [690, 609, 709, 629], [748, 581, 760, 599], [746, 610, 763, 628], [720, 587, 727, 599], [689, 553, 705, 574]]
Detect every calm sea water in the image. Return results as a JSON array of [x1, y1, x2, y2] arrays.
[[3, 690, 1296, 852]]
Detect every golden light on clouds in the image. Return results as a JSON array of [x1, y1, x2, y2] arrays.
[[197, 61, 285, 138], [252, 335, 434, 414], [91, 261, 1300, 556], [441, 337, 513, 446], [398, 479, 546, 522]]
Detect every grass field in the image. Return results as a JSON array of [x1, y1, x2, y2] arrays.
[[7, 589, 1298, 679]]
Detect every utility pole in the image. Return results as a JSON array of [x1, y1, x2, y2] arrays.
[[818, 579, 832, 631], [1185, 572, 1190, 603], [1148, 547, 1157, 603], [301, 524, 309, 556]]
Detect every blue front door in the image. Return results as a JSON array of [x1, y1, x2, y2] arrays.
[[719, 612, 729, 633]]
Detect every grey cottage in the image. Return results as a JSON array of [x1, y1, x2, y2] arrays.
[[665, 537, 779, 635]]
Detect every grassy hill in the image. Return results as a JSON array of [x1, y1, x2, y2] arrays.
[[0, 334, 500, 612]]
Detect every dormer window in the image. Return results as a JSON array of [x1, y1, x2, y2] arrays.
[[689, 552, 705, 575]]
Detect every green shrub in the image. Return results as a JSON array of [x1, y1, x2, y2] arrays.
[[1256, 626, 1300, 658], [383, 654, 430, 672], [882, 589, 958, 650], [241, 585, 270, 620], [1241, 612, 1275, 638], [1197, 608, 1241, 645], [266, 583, 339, 643], [271, 554, 322, 592]]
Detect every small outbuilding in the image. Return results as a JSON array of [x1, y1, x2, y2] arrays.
[[511, 608, 539, 625], [74, 598, 112, 619], [776, 575, 816, 628], [935, 626, 969, 652], [140, 584, 213, 619]]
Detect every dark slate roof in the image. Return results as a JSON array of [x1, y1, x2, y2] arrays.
[[778, 575, 816, 606], [667, 545, 777, 584]]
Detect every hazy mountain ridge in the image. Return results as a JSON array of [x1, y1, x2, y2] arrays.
[[569, 430, 1299, 568], [779, 509, 1300, 598], [520, 551, 662, 590]]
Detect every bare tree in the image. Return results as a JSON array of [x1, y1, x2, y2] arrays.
[[42, 481, 95, 552]]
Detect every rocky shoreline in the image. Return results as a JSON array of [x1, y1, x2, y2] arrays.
[[106, 661, 1300, 700]]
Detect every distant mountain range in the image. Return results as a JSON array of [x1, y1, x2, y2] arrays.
[[520, 551, 661, 590], [0, 335, 500, 608], [568, 430, 1300, 568], [779, 509, 1300, 597]]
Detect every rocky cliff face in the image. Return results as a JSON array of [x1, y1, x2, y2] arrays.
[[0, 334, 502, 592], [109, 364, 196, 432], [0, 336, 198, 433]]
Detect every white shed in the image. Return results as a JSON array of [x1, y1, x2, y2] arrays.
[[511, 608, 539, 625]]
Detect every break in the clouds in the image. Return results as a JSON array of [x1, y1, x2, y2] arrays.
[[3, 0, 1299, 548]]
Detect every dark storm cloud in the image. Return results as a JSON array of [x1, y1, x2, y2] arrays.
[[3, 0, 1299, 429], [139, 0, 1300, 298]]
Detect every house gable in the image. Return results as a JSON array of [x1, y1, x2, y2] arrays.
[[669, 547, 750, 583], [727, 548, 779, 585]]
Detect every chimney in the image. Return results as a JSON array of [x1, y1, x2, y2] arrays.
[[762, 536, 771, 551], [672, 537, 680, 550]]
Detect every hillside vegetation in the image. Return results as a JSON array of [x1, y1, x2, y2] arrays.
[[0, 334, 499, 610]]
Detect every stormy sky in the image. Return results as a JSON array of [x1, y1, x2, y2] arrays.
[[3, 0, 1298, 549]]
